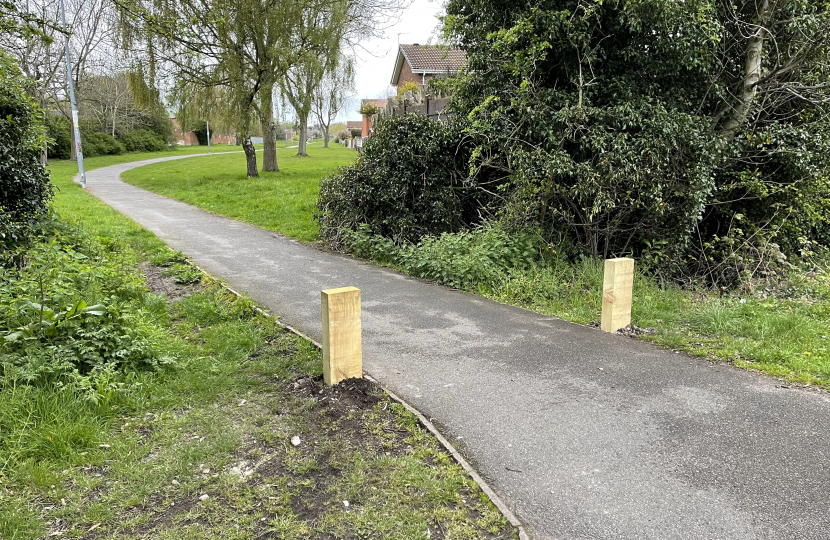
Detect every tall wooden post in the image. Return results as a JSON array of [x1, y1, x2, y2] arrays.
[[321, 287, 362, 385], [601, 258, 634, 333]]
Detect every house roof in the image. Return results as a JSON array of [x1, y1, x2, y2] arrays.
[[346, 121, 362, 129], [391, 44, 467, 85]]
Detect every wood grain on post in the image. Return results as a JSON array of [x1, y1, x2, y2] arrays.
[[601, 258, 634, 333], [321, 286, 362, 385]]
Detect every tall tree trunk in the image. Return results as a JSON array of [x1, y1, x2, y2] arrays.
[[242, 136, 259, 177], [260, 84, 279, 171], [719, 0, 769, 138], [69, 122, 78, 162], [262, 121, 279, 172], [323, 125, 330, 148], [297, 116, 308, 156]]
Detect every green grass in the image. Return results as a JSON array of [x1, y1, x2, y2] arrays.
[[0, 151, 514, 540], [120, 142, 357, 242]]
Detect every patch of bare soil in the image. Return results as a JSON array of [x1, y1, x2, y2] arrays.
[[140, 262, 199, 301]]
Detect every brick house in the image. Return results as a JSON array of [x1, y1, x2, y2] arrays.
[[359, 99, 388, 137], [390, 44, 467, 87]]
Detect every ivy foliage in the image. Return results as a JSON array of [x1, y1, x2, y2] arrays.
[[316, 114, 499, 247], [0, 52, 53, 251]]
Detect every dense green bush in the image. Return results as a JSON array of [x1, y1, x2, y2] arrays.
[[119, 129, 167, 152], [45, 114, 72, 160], [46, 119, 130, 159], [82, 131, 126, 157], [0, 52, 53, 252], [317, 114, 499, 247], [438, 0, 830, 285], [191, 120, 208, 145], [1, 218, 174, 388]]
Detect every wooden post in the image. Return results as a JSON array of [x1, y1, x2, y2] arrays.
[[601, 258, 634, 333], [321, 287, 362, 385]]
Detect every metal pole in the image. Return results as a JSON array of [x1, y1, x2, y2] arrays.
[[285, 129, 289, 147], [206, 119, 211, 154], [60, 0, 86, 188]]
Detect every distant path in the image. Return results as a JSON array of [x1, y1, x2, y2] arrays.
[[82, 155, 830, 540]]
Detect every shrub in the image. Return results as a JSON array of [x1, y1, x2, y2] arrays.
[[317, 114, 500, 248], [336, 129, 350, 141], [349, 128, 362, 139], [82, 131, 125, 157], [0, 52, 53, 251], [344, 224, 548, 290], [45, 114, 72, 160], [191, 120, 208, 145], [0, 219, 174, 387], [119, 129, 167, 152]]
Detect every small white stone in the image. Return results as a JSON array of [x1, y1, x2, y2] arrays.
[[171, 479, 179, 486], [291, 436, 301, 447], [343, 500, 349, 507], [202, 468, 210, 474], [199, 494, 209, 501], [239, 399, 247, 406]]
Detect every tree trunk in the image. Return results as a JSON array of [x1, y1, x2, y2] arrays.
[[260, 84, 279, 171], [297, 116, 308, 156], [69, 121, 78, 162], [242, 136, 259, 177], [719, 0, 769, 138], [262, 121, 279, 172], [323, 126, 330, 148]]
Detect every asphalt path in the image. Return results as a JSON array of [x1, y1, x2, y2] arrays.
[[81, 154, 830, 540]]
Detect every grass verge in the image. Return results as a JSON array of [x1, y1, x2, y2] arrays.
[[120, 142, 356, 242], [0, 152, 514, 539]]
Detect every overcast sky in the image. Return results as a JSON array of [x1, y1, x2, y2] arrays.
[[340, 0, 445, 121]]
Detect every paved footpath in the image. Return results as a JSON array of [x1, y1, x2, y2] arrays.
[[83, 155, 830, 540]]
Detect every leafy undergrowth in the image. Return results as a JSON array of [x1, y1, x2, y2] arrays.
[[119, 142, 356, 242], [2, 273, 512, 539], [344, 227, 830, 390], [0, 154, 516, 540]]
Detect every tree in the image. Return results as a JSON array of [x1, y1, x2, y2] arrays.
[[442, 0, 830, 281], [0, 52, 53, 254], [279, 0, 349, 156], [313, 56, 355, 148], [114, 0, 297, 177], [1, 0, 116, 161]]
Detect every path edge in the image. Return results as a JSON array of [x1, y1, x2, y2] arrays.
[[213, 271, 530, 540]]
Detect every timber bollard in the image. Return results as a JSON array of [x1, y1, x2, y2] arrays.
[[321, 286, 362, 385], [601, 258, 634, 333]]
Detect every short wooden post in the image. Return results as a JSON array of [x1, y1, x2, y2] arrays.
[[601, 258, 634, 333], [321, 287, 362, 385]]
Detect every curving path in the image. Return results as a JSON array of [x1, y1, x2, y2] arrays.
[[81, 154, 830, 540]]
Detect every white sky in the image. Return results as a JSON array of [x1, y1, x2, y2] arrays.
[[341, 0, 445, 121]]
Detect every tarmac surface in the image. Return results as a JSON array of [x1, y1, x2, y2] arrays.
[[83, 155, 830, 540]]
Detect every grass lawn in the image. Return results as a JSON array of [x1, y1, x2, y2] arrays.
[[87, 144, 830, 389], [120, 142, 357, 242], [0, 151, 514, 539]]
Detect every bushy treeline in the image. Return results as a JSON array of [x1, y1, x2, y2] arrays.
[[318, 0, 830, 286], [46, 112, 171, 160]]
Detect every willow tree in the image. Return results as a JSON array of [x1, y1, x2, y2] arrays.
[[279, 0, 349, 156], [313, 56, 355, 148], [114, 0, 296, 176]]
